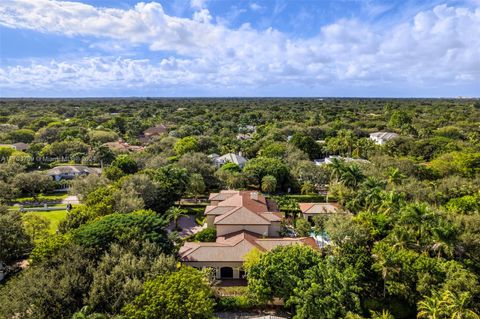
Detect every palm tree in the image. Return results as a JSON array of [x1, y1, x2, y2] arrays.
[[379, 191, 406, 215], [362, 177, 387, 210], [372, 251, 400, 299], [429, 220, 457, 259], [399, 203, 434, 248], [387, 167, 406, 186], [371, 309, 395, 319], [340, 164, 365, 188], [167, 206, 187, 231], [444, 291, 480, 319], [329, 157, 345, 182], [261, 175, 277, 194], [417, 291, 446, 319], [388, 228, 411, 250]]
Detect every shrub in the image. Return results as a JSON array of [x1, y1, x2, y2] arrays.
[[193, 228, 216, 242], [123, 267, 215, 319], [72, 210, 173, 253], [215, 295, 257, 311]]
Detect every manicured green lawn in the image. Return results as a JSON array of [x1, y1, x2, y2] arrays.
[[23, 210, 68, 234], [13, 193, 68, 204]]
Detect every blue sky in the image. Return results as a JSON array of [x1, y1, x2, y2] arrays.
[[0, 0, 479, 97]]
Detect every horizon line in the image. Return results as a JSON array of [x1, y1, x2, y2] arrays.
[[0, 96, 479, 100]]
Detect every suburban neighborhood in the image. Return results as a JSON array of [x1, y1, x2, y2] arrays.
[[1, 98, 479, 319]]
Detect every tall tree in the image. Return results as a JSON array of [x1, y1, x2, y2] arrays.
[[123, 267, 215, 319], [0, 208, 31, 263]]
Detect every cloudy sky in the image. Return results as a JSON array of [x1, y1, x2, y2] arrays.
[[0, 0, 479, 97]]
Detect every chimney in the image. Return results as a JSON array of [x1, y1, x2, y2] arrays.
[[250, 191, 258, 201], [238, 151, 243, 157]]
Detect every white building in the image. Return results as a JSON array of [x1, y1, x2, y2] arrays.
[[210, 153, 248, 168], [314, 155, 370, 166], [369, 132, 399, 145], [46, 165, 102, 181]]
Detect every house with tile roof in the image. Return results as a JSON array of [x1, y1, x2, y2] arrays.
[[138, 124, 168, 144], [299, 202, 344, 222], [102, 140, 144, 153], [205, 190, 282, 237], [143, 124, 168, 137], [180, 190, 317, 279]]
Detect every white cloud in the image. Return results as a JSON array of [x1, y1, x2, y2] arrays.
[[190, 0, 207, 9], [249, 3, 264, 12], [0, 0, 479, 94]]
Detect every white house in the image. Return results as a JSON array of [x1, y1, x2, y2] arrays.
[[369, 132, 399, 145], [210, 153, 248, 168], [314, 155, 370, 166], [47, 165, 102, 181]]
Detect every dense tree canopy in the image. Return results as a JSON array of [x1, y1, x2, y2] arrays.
[[0, 98, 479, 318], [123, 267, 215, 319]]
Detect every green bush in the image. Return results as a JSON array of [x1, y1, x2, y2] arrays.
[[72, 210, 173, 253], [215, 295, 257, 311], [193, 228, 216, 242], [283, 194, 327, 202]]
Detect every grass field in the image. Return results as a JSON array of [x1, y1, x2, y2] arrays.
[[23, 210, 68, 234]]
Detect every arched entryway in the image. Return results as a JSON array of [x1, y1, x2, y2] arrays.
[[220, 267, 233, 278]]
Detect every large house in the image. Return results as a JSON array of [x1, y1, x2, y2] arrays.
[[180, 190, 317, 279], [144, 124, 167, 137], [205, 190, 282, 237], [138, 124, 168, 144], [210, 153, 248, 168], [47, 165, 102, 181], [369, 132, 399, 145]]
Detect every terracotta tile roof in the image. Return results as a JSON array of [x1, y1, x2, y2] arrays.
[[259, 212, 283, 222], [180, 231, 317, 262], [217, 230, 265, 251], [204, 206, 236, 215], [143, 124, 168, 136], [205, 190, 281, 226], [180, 231, 260, 262], [208, 191, 238, 201], [214, 207, 272, 225], [299, 202, 342, 214]]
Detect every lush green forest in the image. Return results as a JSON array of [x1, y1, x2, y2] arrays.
[[0, 98, 479, 319]]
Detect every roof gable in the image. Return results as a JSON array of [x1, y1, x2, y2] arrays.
[[204, 206, 236, 215], [214, 207, 271, 225], [300, 203, 341, 214], [180, 231, 318, 262]]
